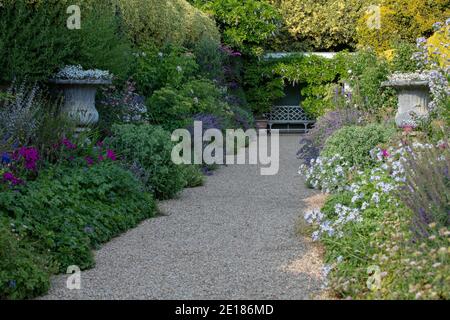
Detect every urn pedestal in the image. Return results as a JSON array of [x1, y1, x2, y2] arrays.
[[381, 79, 430, 127], [49, 79, 112, 132]]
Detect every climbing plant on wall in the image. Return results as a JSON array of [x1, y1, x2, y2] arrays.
[[244, 54, 348, 118]]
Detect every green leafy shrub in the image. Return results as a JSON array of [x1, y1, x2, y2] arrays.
[[0, 221, 52, 300], [193, 35, 225, 81], [134, 44, 199, 97], [146, 87, 193, 132], [106, 124, 187, 199], [244, 60, 285, 116], [390, 42, 419, 73], [343, 49, 397, 114], [199, 0, 281, 56], [180, 79, 231, 116], [322, 123, 395, 168], [181, 165, 204, 188], [0, 162, 156, 271]]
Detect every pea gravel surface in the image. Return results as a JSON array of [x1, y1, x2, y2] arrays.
[[40, 135, 324, 300]]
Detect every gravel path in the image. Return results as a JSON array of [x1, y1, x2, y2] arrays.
[[41, 135, 323, 300]]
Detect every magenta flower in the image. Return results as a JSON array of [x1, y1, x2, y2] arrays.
[[96, 140, 104, 148], [14, 147, 39, 171], [106, 149, 116, 161], [62, 138, 77, 150], [381, 149, 390, 158], [98, 154, 104, 162]]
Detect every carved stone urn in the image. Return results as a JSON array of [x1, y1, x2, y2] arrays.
[[49, 78, 111, 132], [381, 78, 430, 127]]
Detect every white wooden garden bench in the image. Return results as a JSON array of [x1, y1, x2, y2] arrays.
[[265, 105, 315, 133]]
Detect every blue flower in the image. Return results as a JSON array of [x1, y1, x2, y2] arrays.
[[8, 280, 17, 289], [1, 152, 11, 164]]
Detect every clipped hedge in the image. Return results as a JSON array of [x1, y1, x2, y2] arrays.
[[268, 0, 372, 50], [0, 0, 133, 82], [116, 0, 220, 48], [356, 0, 450, 52]]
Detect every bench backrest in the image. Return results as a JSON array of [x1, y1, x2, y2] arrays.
[[266, 106, 314, 123]]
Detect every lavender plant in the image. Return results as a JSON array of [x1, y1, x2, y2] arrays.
[[398, 141, 450, 237]]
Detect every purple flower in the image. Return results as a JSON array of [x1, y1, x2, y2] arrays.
[[85, 156, 94, 166], [106, 149, 117, 161], [3, 172, 22, 185], [416, 37, 427, 45], [13, 147, 39, 171]]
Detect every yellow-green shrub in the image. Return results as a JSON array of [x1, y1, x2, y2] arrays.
[[356, 0, 450, 52], [268, 0, 372, 50], [116, 0, 220, 48], [427, 24, 450, 68]]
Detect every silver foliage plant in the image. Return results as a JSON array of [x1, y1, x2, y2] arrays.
[[55, 65, 112, 81], [0, 81, 42, 148]]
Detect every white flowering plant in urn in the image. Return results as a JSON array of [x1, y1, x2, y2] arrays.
[[50, 65, 113, 131]]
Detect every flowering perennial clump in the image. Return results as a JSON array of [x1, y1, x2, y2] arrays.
[[299, 154, 350, 193], [300, 135, 449, 298]]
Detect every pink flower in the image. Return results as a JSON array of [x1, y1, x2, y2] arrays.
[[381, 149, 390, 158], [402, 125, 414, 134], [106, 149, 116, 161], [437, 141, 448, 149]]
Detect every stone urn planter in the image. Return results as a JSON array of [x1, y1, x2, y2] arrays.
[[49, 65, 112, 132], [381, 74, 431, 127]]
